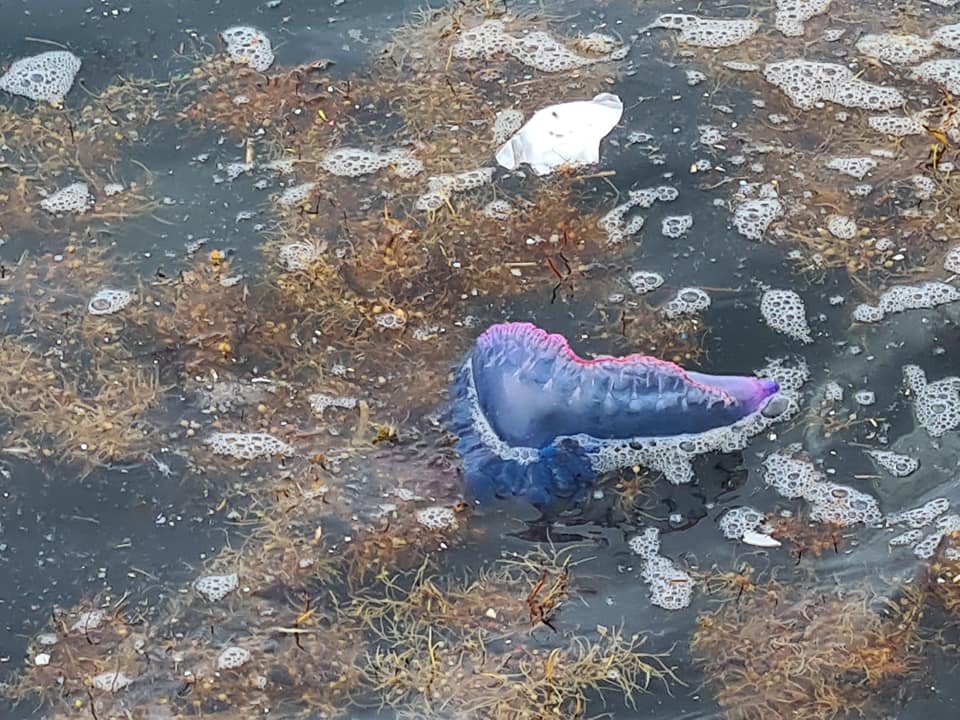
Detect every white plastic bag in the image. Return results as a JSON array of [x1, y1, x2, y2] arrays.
[[495, 93, 623, 175]]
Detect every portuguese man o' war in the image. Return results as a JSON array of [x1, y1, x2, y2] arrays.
[[449, 322, 795, 504]]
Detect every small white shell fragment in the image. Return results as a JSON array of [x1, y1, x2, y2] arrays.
[[741, 529, 782, 547], [92, 672, 133, 692], [88, 289, 133, 316], [217, 646, 252, 670], [495, 93, 623, 176], [194, 573, 239, 602], [34, 653, 51, 666]]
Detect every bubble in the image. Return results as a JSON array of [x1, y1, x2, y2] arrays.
[[194, 573, 239, 602], [661, 215, 693, 238], [912, 59, 960, 95], [221, 26, 274, 72], [826, 156, 878, 180], [277, 182, 316, 207], [627, 271, 665, 294], [903, 365, 960, 438], [761, 289, 812, 343], [415, 506, 457, 530], [827, 215, 857, 239], [491, 109, 524, 144], [88, 289, 133, 316], [732, 196, 783, 241], [764, 59, 903, 111], [864, 449, 919, 478], [217, 646, 252, 670], [664, 287, 711, 318], [309, 393, 358, 416], [649, 15, 759, 48], [40, 182, 93, 214], [855, 33, 936, 64], [854, 390, 876, 406], [774, 0, 831, 37], [869, 115, 926, 137], [0, 50, 81, 103], [204, 432, 295, 460], [92, 672, 133, 693]]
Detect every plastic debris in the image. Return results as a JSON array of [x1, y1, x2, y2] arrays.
[[775, 0, 831, 37], [663, 287, 711, 318], [648, 15, 759, 48], [761, 289, 813, 343], [87, 289, 133, 316], [40, 182, 93, 214], [495, 93, 623, 176], [217, 646, 252, 670], [903, 365, 960, 438], [194, 573, 239, 602], [0, 50, 81, 103], [221, 26, 274, 72], [415, 506, 457, 530], [864, 449, 919, 478], [204, 432, 294, 460], [763, 60, 904, 111]]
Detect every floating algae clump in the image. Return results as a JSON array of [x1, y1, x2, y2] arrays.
[[693, 582, 921, 720]]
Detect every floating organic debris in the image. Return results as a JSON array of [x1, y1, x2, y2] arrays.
[[760, 289, 812, 344], [87, 288, 133, 316], [763, 60, 904, 110], [630, 528, 695, 610], [204, 432, 295, 460], [496, 93, 622, 175], [448, 322, 792, 502], [40, 182, 93, 214], [903, 365, 960, 439], [221, 26, 274, 72], [664, 287, 711, 318], [855, 34, 937, 64], [648, 15, 759, 48], [0, 50, 81, 103], [865, 449, 919, 477], [774, 0, 831, 36], [852, 282, 960, 323]]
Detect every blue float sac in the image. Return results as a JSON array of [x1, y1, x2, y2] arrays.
[[448, 322, 782, 505]]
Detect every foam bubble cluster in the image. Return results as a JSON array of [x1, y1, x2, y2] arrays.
[[221, 26, 274, 72], [205, 432, 294, 460], [888, 498, 951, 529], [482, 199, 514, 220], [826, 215, 857, 239], [40, 182, 92, 214], [774, 0, 831, 37], [661, 215, 693, 238], [763, 60, 904, 111], [453, 19, 625, 73], [277, 182, 316, 207], [278, 242, 320, 271], [910, 513, 960, 559], [719, 506, 779, 547], [87, 289, 133, 316], [864, 449, 919, 478], [629, 528, 694, 610], [321, 147, 422, 179], [628, 270, 665, 295], [309, 393, 357, 416], [912, 59, 960, 95], [852, 281, 960, 324], [903, 365, 960, 439], [415, 168, 494, 212], [649, 15, 759, 48], [217, 646, 252, 670], [932, 23, 960, 51], [732, 185, 783, 241], [415, 506, 458, 530], [492, 109, 524, 144], [868, 115, 925, 137], [855, 33, 936, 64], [944, 246, 960, 274], [826, 157, 877, 180], [375, 311, 407, 329], [71, 611, 104, 634], [0, 50, 81, 103], [762, 448, 882, 526], [761, 289, 812, 343], [194, 573, 239, 602], [599, 186, 677, 243], [664, 287, 711, 318]]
